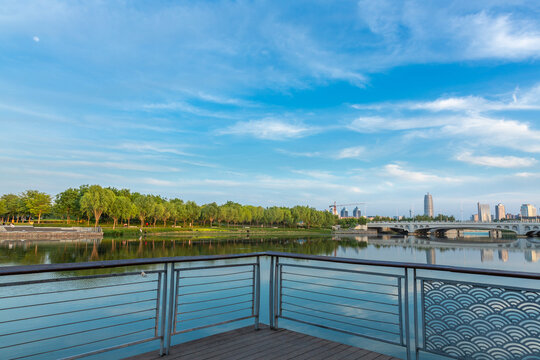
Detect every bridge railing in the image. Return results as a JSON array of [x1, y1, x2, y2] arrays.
[[1, 252, 539, 360]]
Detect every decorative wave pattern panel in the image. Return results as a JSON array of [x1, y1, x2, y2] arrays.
[[423, 280, 540, 360]]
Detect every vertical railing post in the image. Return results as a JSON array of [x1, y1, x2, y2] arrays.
[[404, 267, 411, 360], [273, 257, 280, 329], [413, 268, 419, 359], [165, 262, 176, 355], [269, 256, 275, 329], [254, 256, 261, 330], [159, 263, 168, 356]]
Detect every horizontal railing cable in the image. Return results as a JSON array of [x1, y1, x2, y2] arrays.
[[281, 301, 399, 326], [281, 271, 399, 288], [282, 286, 398, 306], [0, 308, 156, 337], [282, 278, 399, 297], [0, 288, 156, 311], [0, 279, 158, 299]]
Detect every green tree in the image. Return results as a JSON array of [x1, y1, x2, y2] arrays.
[[133, 195, 155, 228], [1, 194, 19, 222], [162, 202, 174, 226], [54, 188, 80, 223], [0, 199, 6, 223], [109, 196, 132, 229], [152, 203, 165, 227], [185, 201, 200, 227], [201, 202, 219, 226], [79, 185, 115, 227], [22, 190, 52, 224], [169, 199, 184, 226]]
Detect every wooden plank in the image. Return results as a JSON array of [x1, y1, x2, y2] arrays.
[[123, 325, 396, 360], [230, 330, 312, 360], [172, 328, 281, 359]]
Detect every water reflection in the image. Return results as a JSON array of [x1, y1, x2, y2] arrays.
[[1, 235, 540, 271]]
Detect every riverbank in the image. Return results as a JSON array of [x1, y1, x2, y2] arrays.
[[102, 226, 332, 238], [0, 225, 103, 240]]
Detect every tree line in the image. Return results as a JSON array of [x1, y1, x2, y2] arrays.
[[0, 185, 337, 228]]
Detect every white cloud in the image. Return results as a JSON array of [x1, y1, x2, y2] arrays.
[[32, 36, 39, 42], [384, 164, 463, 183], [348, 116, 444, 132], [515, 172, 540, 178], [458, 12, 540, 60], [142, 178, 176, 186], [439, 115, 540, 153], [275, 149, 322, 158], [116, 143, 194, 156], [290, 169, 337, 180], [335, 146, 366, 159], [219, 119, 317, 140], [456, 152, 537, 168]]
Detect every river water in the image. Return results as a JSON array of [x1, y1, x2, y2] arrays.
[[1, 234, 539, 271]]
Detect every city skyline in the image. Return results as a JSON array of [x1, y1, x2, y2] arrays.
[[1, 1, 539, 214]]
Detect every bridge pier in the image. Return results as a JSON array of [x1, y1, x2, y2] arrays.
[[489, 230, 502, 238]]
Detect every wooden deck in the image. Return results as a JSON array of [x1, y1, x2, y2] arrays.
[[125, 325, 401, 360]]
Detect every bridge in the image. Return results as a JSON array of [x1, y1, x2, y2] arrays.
[[368, 221, 540, 237]]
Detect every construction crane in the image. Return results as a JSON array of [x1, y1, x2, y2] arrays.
[[329, 202, 366, 217]]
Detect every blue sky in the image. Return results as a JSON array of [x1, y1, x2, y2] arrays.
[[1, 0, 540, 217]]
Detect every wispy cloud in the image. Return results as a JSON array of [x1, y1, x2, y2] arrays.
[[456, 152, 537, 168], [384, 164, 464, 184], [219, 119, 318, 140], [116, 143, 195, 157], [335, 146, 366, 159]]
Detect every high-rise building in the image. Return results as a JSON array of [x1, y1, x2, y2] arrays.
[[424, 193, 433, 217], [472, 214, 479, 222], [477, 203, 491, 222], [340, 207, 348, 218], [521, 204, 538, 218], [352, 207, 361, 218], [495, 203, 506, 221]]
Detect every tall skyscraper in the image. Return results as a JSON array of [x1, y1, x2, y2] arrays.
[[521, 204, 538, 218], [340, 207, 348, 218], [495, 203, 506, 221], [352, 207, 361, 218], [478, 203, 491, 222], [424, 193, 433, 217]]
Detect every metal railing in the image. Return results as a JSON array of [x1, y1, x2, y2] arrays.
[[266, 252, 540, 360], [0, 252, 539, 360], [0, 253, 263, 360]]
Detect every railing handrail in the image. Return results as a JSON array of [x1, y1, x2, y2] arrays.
[[0, 252, 267, 276], [0, 251, 538, 280], [265, 251, 540, 280]]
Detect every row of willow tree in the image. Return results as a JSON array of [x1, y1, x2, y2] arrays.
[[0, 185, 337, 228]]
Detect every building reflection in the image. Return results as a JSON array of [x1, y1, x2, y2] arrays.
[[481, 249, 494, 262], [525, 250, 539, 262], [426, 249, 436, 264], [498, 250, 509, 262]]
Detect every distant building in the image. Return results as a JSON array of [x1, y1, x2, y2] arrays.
[[506, 213, 518, 220], [495, 204, 506, 221], [340, 207, 348, 218], [352, 207, 361, 218], [471, 214, 479, 222], [424, 193, 433, 217], [477, 203, 491, 222], [521, 204, 538, 218]]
